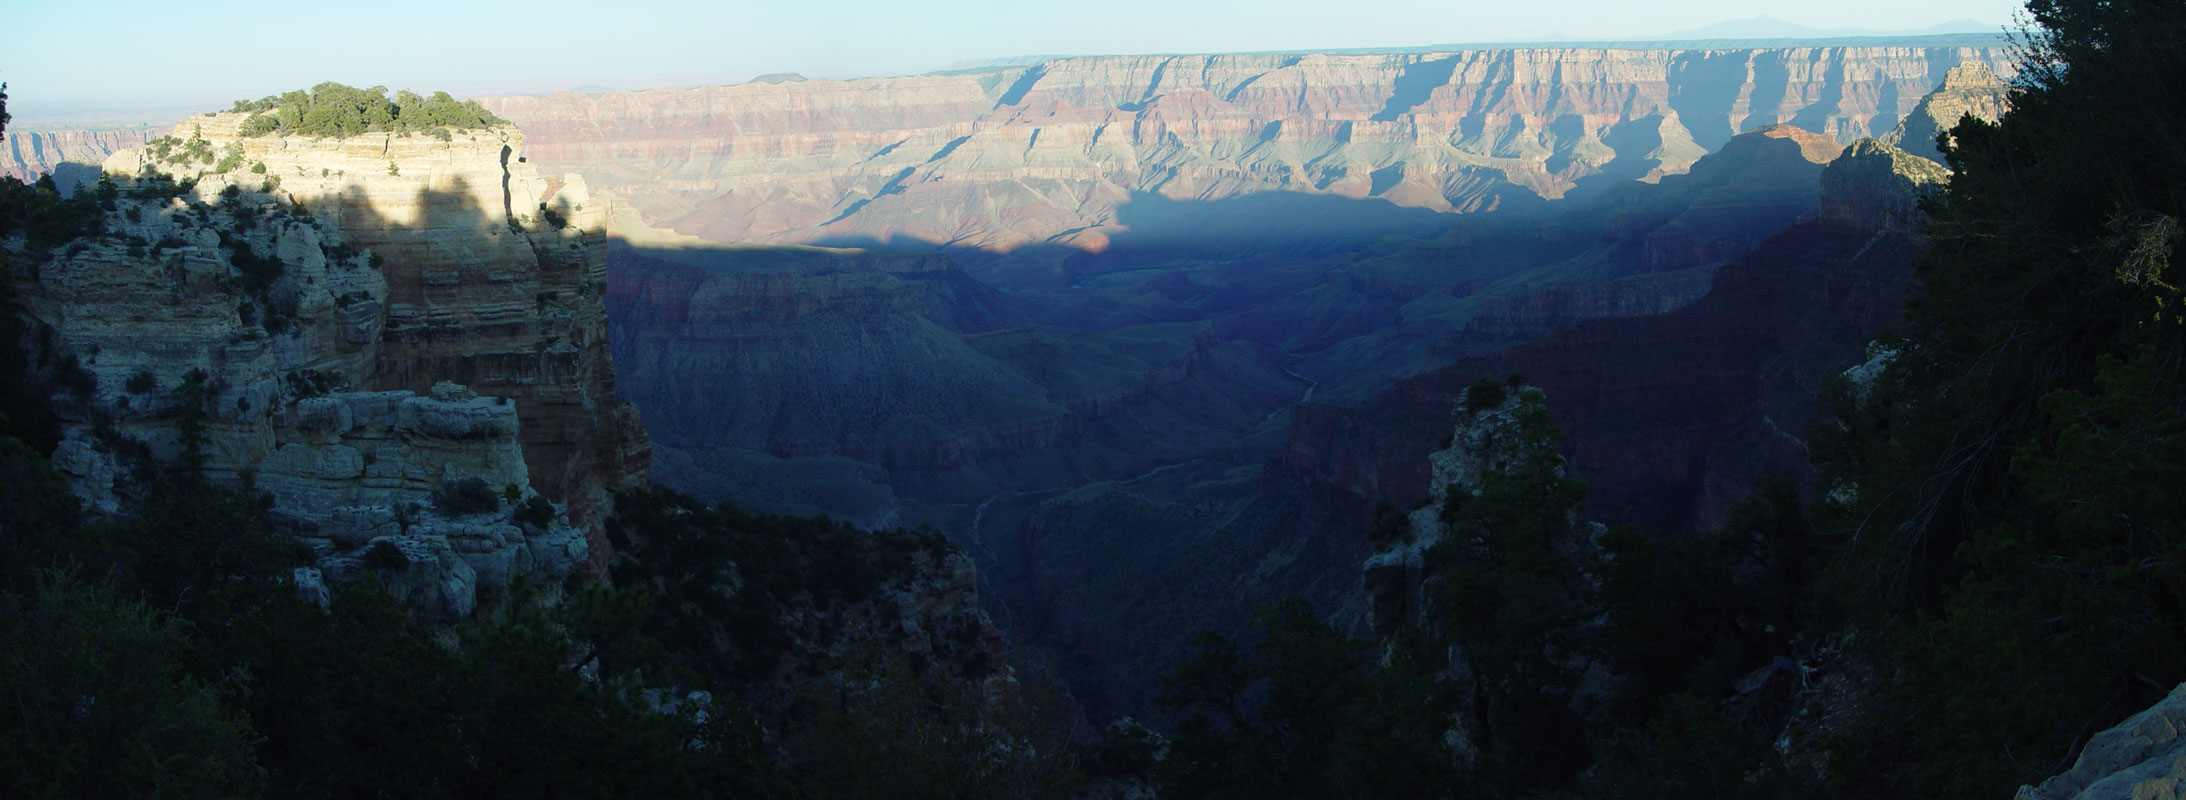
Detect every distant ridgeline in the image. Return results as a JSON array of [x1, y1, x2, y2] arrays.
[[226, 82, 507, 140]]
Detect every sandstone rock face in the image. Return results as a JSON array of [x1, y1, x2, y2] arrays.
[[483, 45, 2012, 273], [9, 116, 646, 616], [99, 116, 650, 545], [2, 127, 157, 183], [1883, 62, 2013, 163], [2020, 684, 2186, 800]]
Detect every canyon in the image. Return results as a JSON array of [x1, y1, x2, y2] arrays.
[[0, 38, 2017, 719], [2, 126, 157, 185], [470, 39, 2016, 718], [481, 42, 2010, 280]]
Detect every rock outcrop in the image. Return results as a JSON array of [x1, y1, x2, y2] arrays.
[[483, 44, 2011, 277], [101, 115, 649, 545], [1883, 62, 2013, 163], [1363, 384, 1575, 639], [2020, 684, 2186, 800], [7, 114, 647, 616]]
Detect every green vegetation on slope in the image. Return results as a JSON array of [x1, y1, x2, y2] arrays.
[[1813, 0, 2186, 795], [228, 82, 507, 140], [1152, 384, 1822, 799]]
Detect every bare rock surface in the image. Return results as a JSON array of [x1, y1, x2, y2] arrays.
[[483, 45, 2013, 271], [2020, 684, 2186, 800], [10, 115, 649, 617]]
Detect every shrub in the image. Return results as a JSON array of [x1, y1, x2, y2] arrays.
[[231, 83, 507, 139], [212, 142, 245, 173], [122, 370, 157, 395], [364, 539, 409, 570], [1464, 375, 1508, 413], [516, 495, 555, 529]]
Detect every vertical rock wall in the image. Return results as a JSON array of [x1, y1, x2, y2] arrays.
[[101, 115, 651, 538]]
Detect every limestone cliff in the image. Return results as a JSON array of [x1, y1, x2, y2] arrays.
[[5, 114, 648, 616], [482, 45, 2012, 270], [1883, 62, 2013, 163], [101, 115, 650, 540]]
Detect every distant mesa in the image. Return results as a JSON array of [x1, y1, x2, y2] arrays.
[[1647, 15, 2004, 40], [481, 43, 2015, 273], [748, 72, 809, 84]]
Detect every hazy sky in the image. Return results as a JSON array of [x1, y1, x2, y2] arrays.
[[4, 0, 2025, 123]]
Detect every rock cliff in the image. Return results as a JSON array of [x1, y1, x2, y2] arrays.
[[1882, 62, 2013, 163], [105, 114, 649, 539], [2, 127, 157, 184], [7, 114, 648, 616], [483, 44, 2012, 279]]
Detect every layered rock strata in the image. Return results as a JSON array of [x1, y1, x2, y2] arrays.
[[483, 44, 2013, 272], [2, 127, 157, 183], [100, 116, 651, 539], [7, 116, 647, 616]]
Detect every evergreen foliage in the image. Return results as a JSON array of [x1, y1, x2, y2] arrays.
[[229, 83, 507, 139], [1810, 1, 2186, 794]]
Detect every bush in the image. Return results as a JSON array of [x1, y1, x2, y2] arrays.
[[124, 370, 157, 395], [230, 83, 507, 140], [516, 495, 555, 529], [364, 539, 409, 570], [1463, 375, 1508, 413]]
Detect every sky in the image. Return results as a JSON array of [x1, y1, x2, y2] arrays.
[[4, 0, 2026, 126]]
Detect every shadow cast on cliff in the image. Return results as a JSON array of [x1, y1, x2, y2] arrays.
[[316, 172, 636, 516]]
